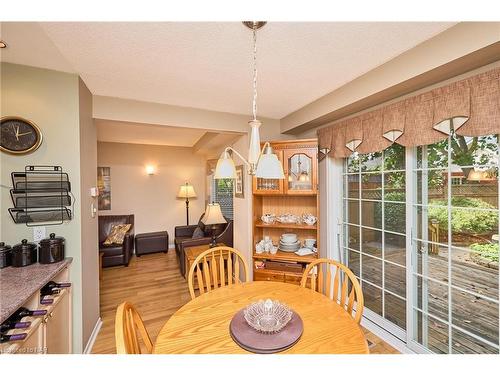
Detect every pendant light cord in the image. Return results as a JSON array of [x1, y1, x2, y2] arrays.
[[252, 25, 258, 121]]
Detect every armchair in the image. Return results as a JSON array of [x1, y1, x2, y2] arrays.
[[99, 214, 135, 267], [174, 213, 233, 277]]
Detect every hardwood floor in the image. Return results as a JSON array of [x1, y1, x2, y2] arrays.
[[92, 251, 399, 354]]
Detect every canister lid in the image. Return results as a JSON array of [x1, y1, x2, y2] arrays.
[[0, 242, 12, 253], [13, 239, 37, 253], [40, 233, 65, 245]]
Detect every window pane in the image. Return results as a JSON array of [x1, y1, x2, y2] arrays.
[[363, 282, 382, 315], [361, 173, 382, 200], [360, 152, 383, 172], [450, 207, 498, 249], [385, 293, 406, 330], [347, 174, 359, 198], [361, 227, 382, 257], [345, 224, 360, 250], [346, 249, 360, 277], [451, 289, 499, 345], [415, 274, 449, 322], [450, 134, 498, 168], [384, 172, 406, 201], [384, 143, 406, 171], [415, 205, 449, 246], [346, 200, 360, 225], [417, 140, 448, 169], [362, 255, 382, 286], [384, 202, 406, 234], [451, 175, 498, 209], [414, 310, 449, 354], [416, 170, 447, 205], [347, 153, 360, 173], [414, 241, 448, 283], [385, 233, 406, 267], [361, 201, 382, 229], [385, 262, 406, 298], [452, 328, 499, 354], [451, 246, 498, 300]]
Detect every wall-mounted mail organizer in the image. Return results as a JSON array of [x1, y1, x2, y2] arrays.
[[8, 166, 72, 226]]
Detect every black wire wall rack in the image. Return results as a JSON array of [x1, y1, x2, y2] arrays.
[[8, 165, 73, 226]]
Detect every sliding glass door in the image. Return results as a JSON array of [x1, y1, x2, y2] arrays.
[[408, 133, 499, 354], [343, 144, 407, 340], [342, 133, 499, 353]]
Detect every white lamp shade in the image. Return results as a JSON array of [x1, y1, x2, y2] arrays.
[[214, 150, 237, 179], [201, 203, 227, 225], [177, 183, 197, 198], [255, 152, 285, 179]]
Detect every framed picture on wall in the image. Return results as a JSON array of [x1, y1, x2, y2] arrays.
[[97, 167, 111, 210], [235, 165, 244, 198]]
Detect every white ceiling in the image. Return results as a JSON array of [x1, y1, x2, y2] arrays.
[[2, 22, 455, 119], [96, 119, 206, 147]]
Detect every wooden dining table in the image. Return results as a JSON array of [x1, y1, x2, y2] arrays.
[[153, 281, 369, 354]]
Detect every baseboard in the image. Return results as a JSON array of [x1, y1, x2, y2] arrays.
[[83, 317, 103, 354], [361, 318, 415, 354]]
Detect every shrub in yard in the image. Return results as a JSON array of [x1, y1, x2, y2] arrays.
[[470, 243, 499, 262], [374, 191, 406, 233], [428, 197, 498, 234]]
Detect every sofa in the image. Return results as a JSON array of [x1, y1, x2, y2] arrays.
[[98, 214, 135, 267], [174, 213, 233, 277]]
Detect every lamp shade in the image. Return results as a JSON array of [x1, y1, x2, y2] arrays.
[[177, 183, 197, 198], [214, 150, 237, 179], [255, 145, 285, 179], [201, 203, 227, 225]]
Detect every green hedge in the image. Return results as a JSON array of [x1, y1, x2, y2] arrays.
[[428, 197, 498, 234]]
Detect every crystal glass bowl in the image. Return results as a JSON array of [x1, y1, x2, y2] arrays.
[[243, 299, 293, 333]]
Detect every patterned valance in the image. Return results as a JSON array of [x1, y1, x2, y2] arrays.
[[318, 67, 500, 158]]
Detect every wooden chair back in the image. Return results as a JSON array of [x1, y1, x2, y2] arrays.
[[300, 259, 364, 324], [188, 246, 249, 300], [115, 301, 153, 354]]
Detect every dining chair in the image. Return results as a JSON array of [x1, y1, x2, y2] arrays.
[[300, 258, 364, 324], [188, 246, 249, 300], [115, 301, 153, 354]]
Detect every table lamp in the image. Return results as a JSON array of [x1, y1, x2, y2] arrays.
[[202, 203, 227, 247], [177, 182, 197, 225]]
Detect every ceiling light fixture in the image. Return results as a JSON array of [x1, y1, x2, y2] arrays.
[[214, 22, 284, 180], [0, 41, 7, 49]]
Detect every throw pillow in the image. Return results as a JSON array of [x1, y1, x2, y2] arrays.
[[192, 227, 205, 239], [103, 224, 132, 245]]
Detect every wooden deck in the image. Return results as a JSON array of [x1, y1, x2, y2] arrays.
[[351, 242, 499, 354]]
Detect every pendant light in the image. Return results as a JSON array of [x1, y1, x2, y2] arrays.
[[214, 22, 284, 180]]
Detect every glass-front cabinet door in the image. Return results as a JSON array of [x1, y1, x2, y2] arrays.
[[253, 150, 284, 195], [284, 148, 317, 194]]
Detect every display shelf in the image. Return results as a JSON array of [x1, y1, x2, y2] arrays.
[[255, 221, 317, 230], [253, 250, 317, 263]]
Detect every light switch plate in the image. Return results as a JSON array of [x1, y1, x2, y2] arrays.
[[33, 226, 46, 242]]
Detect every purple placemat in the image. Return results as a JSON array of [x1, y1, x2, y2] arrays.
[[229, 308, 303, 354]]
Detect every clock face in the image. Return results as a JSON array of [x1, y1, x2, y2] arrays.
[[0, 117, 43, 154]]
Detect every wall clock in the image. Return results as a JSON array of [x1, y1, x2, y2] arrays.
[[0, 116, 43, 155]]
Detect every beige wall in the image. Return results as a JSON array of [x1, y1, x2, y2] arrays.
[[97, 142, 207, 243], [78, 78, 100, 348], [0, 62, 90, 352]]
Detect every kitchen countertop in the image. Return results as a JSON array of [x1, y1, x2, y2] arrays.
[[0, 258, 72, 323]]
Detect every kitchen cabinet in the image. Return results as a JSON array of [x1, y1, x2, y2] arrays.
[[0, 262, 72, 354]]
